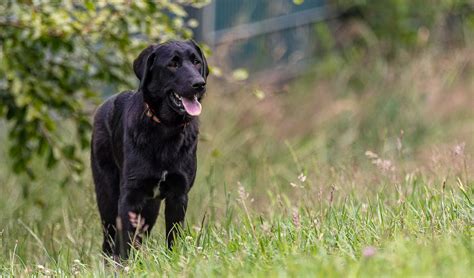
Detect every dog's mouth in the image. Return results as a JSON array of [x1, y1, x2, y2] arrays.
[[169, 91, 202, 116]]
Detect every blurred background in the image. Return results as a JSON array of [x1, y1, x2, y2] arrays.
[[0, 0, 472, 271]]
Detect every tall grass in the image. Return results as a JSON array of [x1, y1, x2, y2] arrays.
[[0, 47, 472, 276]]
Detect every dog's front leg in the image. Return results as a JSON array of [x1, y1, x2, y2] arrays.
[[116, 189, 146, 259], [165, 193, 188, 249]]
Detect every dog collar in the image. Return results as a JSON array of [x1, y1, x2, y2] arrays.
[[144, 102, 161, 124], [144, 102, 191, 128]]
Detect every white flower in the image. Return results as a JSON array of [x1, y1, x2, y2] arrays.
[[298, 173, 307, 182]]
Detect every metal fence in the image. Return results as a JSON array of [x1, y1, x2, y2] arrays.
[[192, 0, 330, 73]]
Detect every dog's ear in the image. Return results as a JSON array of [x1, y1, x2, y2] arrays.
[[189, 40, 209, 79], [133, 45, 157, 90]]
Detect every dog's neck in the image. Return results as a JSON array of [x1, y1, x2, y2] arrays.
[[139, 92, 192, 129], [144, 102, 161, 124]]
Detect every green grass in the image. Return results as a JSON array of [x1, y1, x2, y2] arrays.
[[1, 179, 472, 277], [0, 48, 473, 277]]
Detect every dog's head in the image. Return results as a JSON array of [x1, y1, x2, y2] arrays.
[[133, 40, 209, 124]]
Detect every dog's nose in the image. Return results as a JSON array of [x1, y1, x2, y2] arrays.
[[192, 80, 206, 90]]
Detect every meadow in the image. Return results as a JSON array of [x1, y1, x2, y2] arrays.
[[0, 46, 472, 276]]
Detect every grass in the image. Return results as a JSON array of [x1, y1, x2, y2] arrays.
[[0, 46, 473, 276]]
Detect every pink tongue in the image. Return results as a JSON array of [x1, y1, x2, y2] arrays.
[[182, 97, 202, 116]]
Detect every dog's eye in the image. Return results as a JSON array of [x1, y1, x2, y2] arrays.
[[192, 58, 200, 65], [168, 61, 178, 69]]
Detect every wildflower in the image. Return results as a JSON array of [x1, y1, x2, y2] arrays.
[[72, 260, 81, 275], [362, 246, 377, 258], [453, 142, 465, 156], [238, 182, 249, 201], [298, 173, 307, 182], [365, 150, 378, 159], [365, 150, 395, 172], [376, 159, 395, 172], [128, 212, 149, 241], [292, 208, 300, 229]]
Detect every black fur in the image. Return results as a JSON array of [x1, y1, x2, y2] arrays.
[[91, 40, 209, 259]]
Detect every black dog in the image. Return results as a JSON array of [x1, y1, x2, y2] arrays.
[[91, 40, 208, 259]]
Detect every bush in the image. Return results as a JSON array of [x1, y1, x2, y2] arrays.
[[333, 0, 473, 57]]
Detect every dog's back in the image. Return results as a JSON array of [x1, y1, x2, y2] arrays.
[[91, 91, 133, 170]]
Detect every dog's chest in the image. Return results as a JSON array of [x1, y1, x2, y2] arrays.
[[152, 170, 168, 199]]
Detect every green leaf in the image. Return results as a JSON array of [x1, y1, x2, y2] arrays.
[[232, 68, 249, 81], [62, 145, 76, 159], [85, 1, 95, 11], [253, 89, 266, 100], [46, 147, 58, 169]]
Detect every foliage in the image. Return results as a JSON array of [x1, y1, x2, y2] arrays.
[[332, 0, 474, 57], [0, 0, 207, 181]]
